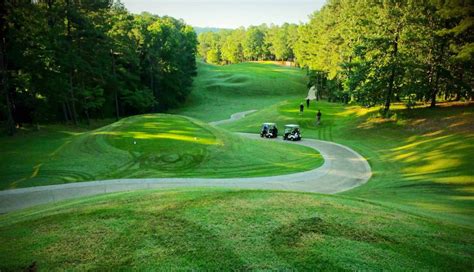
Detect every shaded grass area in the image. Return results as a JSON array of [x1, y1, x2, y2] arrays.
[[222, 100, 474, 226], [0, 189, 472, 270], [0, 114, 322, 190], [170, 61, 308, 122]]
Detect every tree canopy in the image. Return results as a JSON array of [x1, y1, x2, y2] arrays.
[[197, 24, 299, 64], [294, 0, 473, 113], [0, 0, 197, 134]]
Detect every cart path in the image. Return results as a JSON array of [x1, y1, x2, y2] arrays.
[[209, 109, 257, 125], [0, 110, 372, 213]]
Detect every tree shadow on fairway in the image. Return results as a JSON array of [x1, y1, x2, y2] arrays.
[[0, 192, 249, 270], [145, 214, 247, 270], [269, 216, 395, 270], [269, 215, 472, 270]]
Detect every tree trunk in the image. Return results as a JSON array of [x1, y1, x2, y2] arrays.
[[65, 0, 78, 125], [30, 84, 40, 131], [0, 23, 16, 135], [455, 69, 464, 101], [62, 102, 69, 122], [3, 87, 15, 135], [84, 108, 90, 126], [114, 89, 120, 120], [430, 36, 447, 108], [383, 34, 399, 116], [65, 98, 74, 124], [69, 72, 78, 125], [384, 70, 395, 115], [430, 71, 439, 108], [430, 54, 444, 108], [111, 52, 120, 120]]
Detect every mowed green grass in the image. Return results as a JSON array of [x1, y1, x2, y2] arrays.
[[171, 61, 308, 121], [1, 62, 473, 270], [1, 189, 472, 270], [222, 100, 474, 226], [0, 114, 322, 190]]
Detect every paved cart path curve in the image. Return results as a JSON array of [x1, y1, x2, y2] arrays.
[[0, 110, 372, 213]]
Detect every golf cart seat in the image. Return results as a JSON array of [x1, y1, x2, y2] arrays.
[[260, 122, 278, 138], [283, 124, 301, 141]]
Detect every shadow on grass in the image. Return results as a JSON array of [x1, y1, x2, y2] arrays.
[[0, 191, 253, 270], [269, 216, 394, 270], [269, 214, 470, 270]]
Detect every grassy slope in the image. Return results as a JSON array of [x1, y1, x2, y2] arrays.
[[0, 114, 322, 190], [1, 62, 473, 270], [0, 189, 472, 270], [170, 61, 308, 121], [222, 100, 474, 226]]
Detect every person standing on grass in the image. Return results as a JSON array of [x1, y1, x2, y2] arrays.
[[299, 103, 304, 115], [306, 98, 310, 108], [316, 110, 322, 125]]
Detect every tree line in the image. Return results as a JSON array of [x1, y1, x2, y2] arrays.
[[198, 23, 299, 64], [295, 0, 473, 114], [1, 0, 197, 135], [198, 0, 473, 114]]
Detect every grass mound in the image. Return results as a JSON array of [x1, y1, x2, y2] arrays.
[[0, 189, 472, 270], [0, 114, 323, 190]]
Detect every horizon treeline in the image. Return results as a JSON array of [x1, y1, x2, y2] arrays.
[[198, 0, 473, 114], [198, 23, 299, 64], [0, 0, 197, 135]]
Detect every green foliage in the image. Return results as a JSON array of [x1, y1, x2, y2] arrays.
[[266, 23, 298, 61], [221, 29, 245, 64], [206, 48, 220, 64], [294, 0, 474, 111], [198, 32, 222, 64], [197, 23, 298, 64], [242, 26, 266, 61], [195, 1, 472, 112], [0, 1, 197, 131]]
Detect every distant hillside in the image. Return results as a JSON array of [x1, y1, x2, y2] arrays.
[[193, 27, 231, 34]]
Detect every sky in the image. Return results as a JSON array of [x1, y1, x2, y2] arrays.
[[120, 0, 326, 28]]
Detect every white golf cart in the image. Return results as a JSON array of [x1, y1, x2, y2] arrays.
[[283, 124, 301, 141]]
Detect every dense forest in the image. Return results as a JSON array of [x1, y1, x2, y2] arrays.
[[198, 0, 473, 114], [0, 0, 197, 135]]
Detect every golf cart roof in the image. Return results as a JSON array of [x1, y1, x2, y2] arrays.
[[262, 122, 276, 126], [285, 124, 300, 128]]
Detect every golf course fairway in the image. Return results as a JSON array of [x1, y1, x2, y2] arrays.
[[0, 114, 323, 190], [0, 62, 473, 270]]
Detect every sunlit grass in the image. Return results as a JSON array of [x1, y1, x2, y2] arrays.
[[0, 114, 323, 190], [222, 99, 474, 226]]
